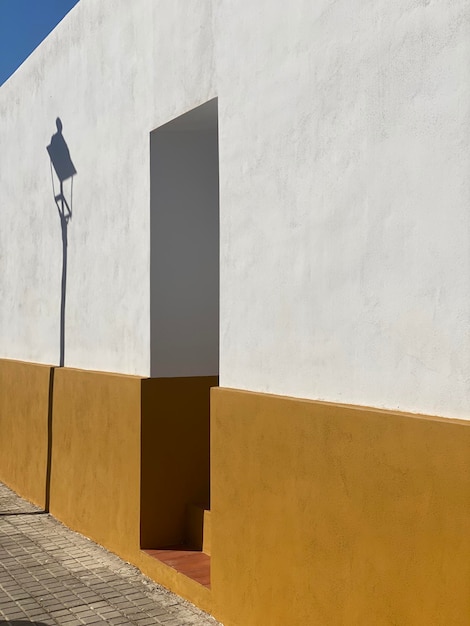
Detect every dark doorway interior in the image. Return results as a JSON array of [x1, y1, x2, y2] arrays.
[[142, 100, 219, 574]]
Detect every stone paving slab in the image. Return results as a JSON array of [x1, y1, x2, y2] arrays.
[[0, 483, 222, 626]]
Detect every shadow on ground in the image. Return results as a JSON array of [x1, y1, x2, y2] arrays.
[[0, 622, 51, 625], [0, 511, 45, 517]]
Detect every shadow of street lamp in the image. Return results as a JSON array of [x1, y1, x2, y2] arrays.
[[47, 118, 77, 367]]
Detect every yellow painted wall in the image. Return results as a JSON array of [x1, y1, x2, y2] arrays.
[[8, 360, 467, 625], [211, 388, 470, 626], [0, 361, 214, 612], [0, 359, 52, 508], [50, 367, 142, 562], [141, 376, 217, 549], [48, 368, 214, 613]]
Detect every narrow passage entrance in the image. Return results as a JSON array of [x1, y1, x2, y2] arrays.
[[142, 99, 219, 587]]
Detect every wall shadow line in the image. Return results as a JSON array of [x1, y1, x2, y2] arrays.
[[46, 117, 76, 369], [0, 511, 46, 517], [44, 366, 55, 513]]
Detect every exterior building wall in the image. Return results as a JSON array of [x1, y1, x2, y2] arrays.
[[211, 387, 470, 626], [0, 0, 216, 376], [217, 0, 470, 419], [49, 368, 142, 563], [0, 359, 52, 508], [1, 2, 470, 625], [1, 0, 469, 417]]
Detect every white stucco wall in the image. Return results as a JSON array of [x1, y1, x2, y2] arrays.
[[1, 0, 469, 418], [216, 0, 470, 419], [0, 0, 216, 375]]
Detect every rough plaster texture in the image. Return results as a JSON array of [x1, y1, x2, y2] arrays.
[[0, 0, 216, 375], [1, 0, 470, 418], [211, 388, 470, 625], [216, 0, 470, 419]]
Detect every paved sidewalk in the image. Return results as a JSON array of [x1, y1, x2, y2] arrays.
[[0, 483, 221, 626]]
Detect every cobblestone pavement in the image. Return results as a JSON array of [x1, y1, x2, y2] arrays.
[[0, 483, 221, 626]]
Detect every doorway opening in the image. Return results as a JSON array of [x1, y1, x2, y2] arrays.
[[141, 99, 219, 587], [150, 98, 219, 379]]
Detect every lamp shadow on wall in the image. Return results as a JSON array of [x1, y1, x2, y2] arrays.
[[46, 117, 77, 369], [44, 119, 76, 513]]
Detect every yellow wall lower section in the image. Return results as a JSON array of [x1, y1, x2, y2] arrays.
[[50, 367, 142, 563], [4, 359, 469, 625], [48, 367, 213, 613], [0, 359, 52, 508], [211, 388, 470, 626]]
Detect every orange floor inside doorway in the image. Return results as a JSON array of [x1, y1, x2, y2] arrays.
[[143, 548, 211, 588]]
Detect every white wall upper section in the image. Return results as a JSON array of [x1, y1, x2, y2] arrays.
[[216, 0, 470, 419], [2, 0, 470, 418], [0, 0, 216, 375]]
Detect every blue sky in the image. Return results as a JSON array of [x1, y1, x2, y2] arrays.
[[0, 0, 80, 86]]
